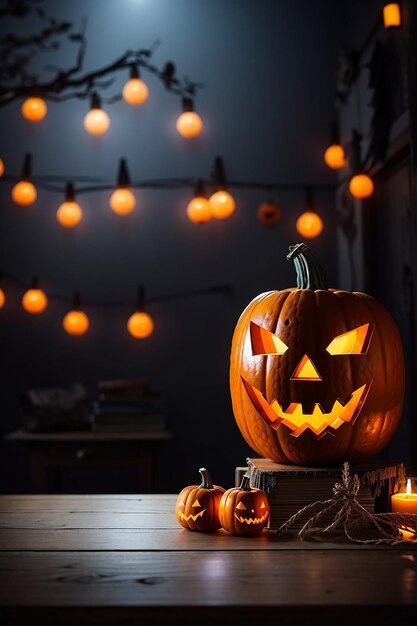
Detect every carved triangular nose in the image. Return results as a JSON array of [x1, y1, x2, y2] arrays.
[[291, 354, 322, 381]]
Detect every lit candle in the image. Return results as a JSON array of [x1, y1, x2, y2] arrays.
[[391, 479, 417, 540]]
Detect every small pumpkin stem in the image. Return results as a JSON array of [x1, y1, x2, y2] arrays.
[[287, 243, 328, 290], [240, 475, 251, 491], [199, 467, 214, 489]]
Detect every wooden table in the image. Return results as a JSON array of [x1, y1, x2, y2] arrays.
[[5, 430, 172, 493], [0, 495, 416, 625]]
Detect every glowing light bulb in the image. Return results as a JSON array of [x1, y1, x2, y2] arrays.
[[56, 201, 83, 228], [176, 98, 203, 138], [84, 109, 110, 135], [11, 181, 37, 206], [110, 188, 136, 215], [176, 111, 203, 138], [186, 197, 212, 223], [127, 311, 154, 339], [56, 184, 82, 228], [383, 3, 401, 28], [63, 310, 89, 336], [349, 174, 374, 199], [209, 190, 235, 219], [0, 288, 5, 309], [21, 97, 47, 122], [296, 211, 323, 239], [123, 78, 149, 106], [324, 144, 346, 170], [22, 287, 48, 314], [0, 158, 4, 177], [84, 94, 110, 135]]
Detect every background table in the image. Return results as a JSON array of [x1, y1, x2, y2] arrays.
[[5, 430, 172, 493], [0, 494, 416, 625]]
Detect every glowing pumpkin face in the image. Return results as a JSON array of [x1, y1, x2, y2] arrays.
[[230, 244, 405, 466], [219, 476, 269, 536], [175, 468, 225, 531]]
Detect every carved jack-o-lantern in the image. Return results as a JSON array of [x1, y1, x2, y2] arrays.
[[230, 243, 405, 466], [175, 468, 225, 531], [219, 475, 270, 536]]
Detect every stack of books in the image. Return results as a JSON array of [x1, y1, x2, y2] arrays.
[[246, 458, 404, 530], [93, 379, 166, 432]]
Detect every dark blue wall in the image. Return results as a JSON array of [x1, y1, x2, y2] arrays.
[[0, 0, 368, 492]]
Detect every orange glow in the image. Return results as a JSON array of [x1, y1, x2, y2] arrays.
[[324, 144, 346, 169], [176, 111, 203, 138], [122, 78, 149, 106], [63, 310, 89, 336], [326, 324, 371, 355], [186, 197, 212, 223], [257, 201, 281, 225], [127, 311, 154, 338], [0, 158, 4, 177], [56, 201, 83, 228], [21, 97, 47, 122], [296, 211, 323, 238], [110, 188, 136, 215], [209, 190, 235, 219], [0, 288, 5, 309], [291, 354, 322, 381], [11, 181, 37, 206], [383, 3, 401, 28], [84, 108, 110, 135], [250, 321, 288, 356], [22, 288, 48, 314], [349, 174, 374, 199], [242, 377, 371, 438]]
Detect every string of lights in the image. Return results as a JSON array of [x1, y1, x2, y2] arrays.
[[0, 274, 231, 339], [0, 153, 335, 235]]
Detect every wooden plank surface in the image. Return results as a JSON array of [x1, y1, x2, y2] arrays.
[[0, 495, 416, 551], [1, 550, 417, 607], [1, 494, 417, 625]]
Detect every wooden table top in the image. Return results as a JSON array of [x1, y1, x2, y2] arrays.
[[0, 494, 416, 626]]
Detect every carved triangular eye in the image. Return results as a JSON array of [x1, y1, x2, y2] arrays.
[[326, 324, 372, 355], [260, 501, 266, 509], [250, 321, 288, 356], [236, 501, 247, 510], [192, 499, 201, 508]]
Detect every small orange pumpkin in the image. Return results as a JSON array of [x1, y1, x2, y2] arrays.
[[175, 468, 225, 531], [219, 475, 269, 536]]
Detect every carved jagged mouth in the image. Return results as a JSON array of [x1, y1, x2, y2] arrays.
[[241, 377, 372, 439], [234, 512, 269, 525], [178, 509, 206, 522]]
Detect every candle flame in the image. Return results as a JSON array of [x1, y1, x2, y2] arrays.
[[406, 478, 412, 495]]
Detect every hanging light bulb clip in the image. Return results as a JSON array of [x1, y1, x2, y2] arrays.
[[305, 186, 315, 211], [194, 179, 206, 198], [65, 182, 76, 202], [137, 285, 145, 312], [90, 92, 102, 110], [129, 64, 141, 80], [22, 153, 33, 181], [212, 156, 226, 191], [182, 97, 194, 113], [117, 158, 131, 189], [73, 291, 81, 310]]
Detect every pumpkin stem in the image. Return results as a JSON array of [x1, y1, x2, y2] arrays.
[[199, 467, 214, 489], [287, 243, 328, 290], [240, 475, 251, 491]]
